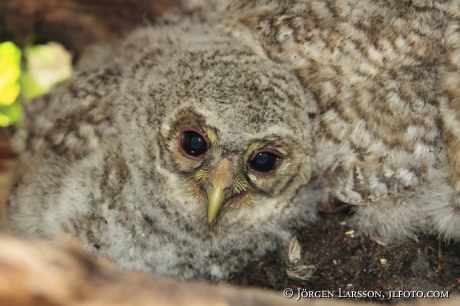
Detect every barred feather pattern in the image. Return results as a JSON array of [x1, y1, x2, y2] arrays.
[[216, 0, 460, 240]]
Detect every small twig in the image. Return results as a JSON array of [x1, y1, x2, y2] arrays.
[[430, 240, 444, 279]]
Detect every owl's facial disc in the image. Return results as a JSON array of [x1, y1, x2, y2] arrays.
[[169, 115, 301, 225], [175, 125, 240, 223], [177, 126, 250, 224]]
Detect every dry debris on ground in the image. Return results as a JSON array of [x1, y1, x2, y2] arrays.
[[229, 207, 460, 303]]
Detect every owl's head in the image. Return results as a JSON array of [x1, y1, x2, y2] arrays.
[[118, 23, 316, 232]]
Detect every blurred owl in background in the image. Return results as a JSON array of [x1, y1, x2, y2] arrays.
[[5, 0, 460, 280]]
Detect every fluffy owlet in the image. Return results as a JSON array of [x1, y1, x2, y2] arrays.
[[5, 0, 460, 280], [5, 17, 319, 280]]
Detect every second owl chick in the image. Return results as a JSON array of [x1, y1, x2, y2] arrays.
[[221, 0, 460, 243]]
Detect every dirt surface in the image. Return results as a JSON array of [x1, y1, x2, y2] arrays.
[[228, 206, 460, 303]]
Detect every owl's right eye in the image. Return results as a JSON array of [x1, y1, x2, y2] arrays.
[[179, 129, 209, 159]]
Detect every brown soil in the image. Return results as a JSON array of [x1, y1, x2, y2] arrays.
[[228, 208, 460, 303]]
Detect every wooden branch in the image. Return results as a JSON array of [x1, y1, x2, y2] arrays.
[[0, 234, 457, 306], [0, 234, 306, 306]]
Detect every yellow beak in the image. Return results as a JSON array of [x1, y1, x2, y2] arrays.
[[207, 184, 224, 224], [207, 158, 233, 224]]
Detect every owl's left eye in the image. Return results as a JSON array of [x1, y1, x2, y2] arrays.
[[179, 129, 209, 159], [248, 150, 281, 174]]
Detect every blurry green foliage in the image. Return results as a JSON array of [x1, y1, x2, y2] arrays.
[[0, 41, 73, 127], [0, 42, 22, 126]]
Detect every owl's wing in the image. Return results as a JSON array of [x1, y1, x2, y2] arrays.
[[14, 67, 121, 161], [8, 64, 122, 197], [6, 60, 123, 238]]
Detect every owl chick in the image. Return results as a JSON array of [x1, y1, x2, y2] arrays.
[[6, 19, 321, 280], [218, 0, 460, 242], [7, 0, 460, 281]]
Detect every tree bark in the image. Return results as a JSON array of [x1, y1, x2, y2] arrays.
[[0, 0, 176, 59]]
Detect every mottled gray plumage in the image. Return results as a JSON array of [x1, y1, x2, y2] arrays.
[[6, 0, 460, 280], [6, 20, 320, 280]]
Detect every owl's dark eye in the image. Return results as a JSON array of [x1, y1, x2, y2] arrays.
[[179, 130, 209, 158], [248, 151, 281, 174]]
